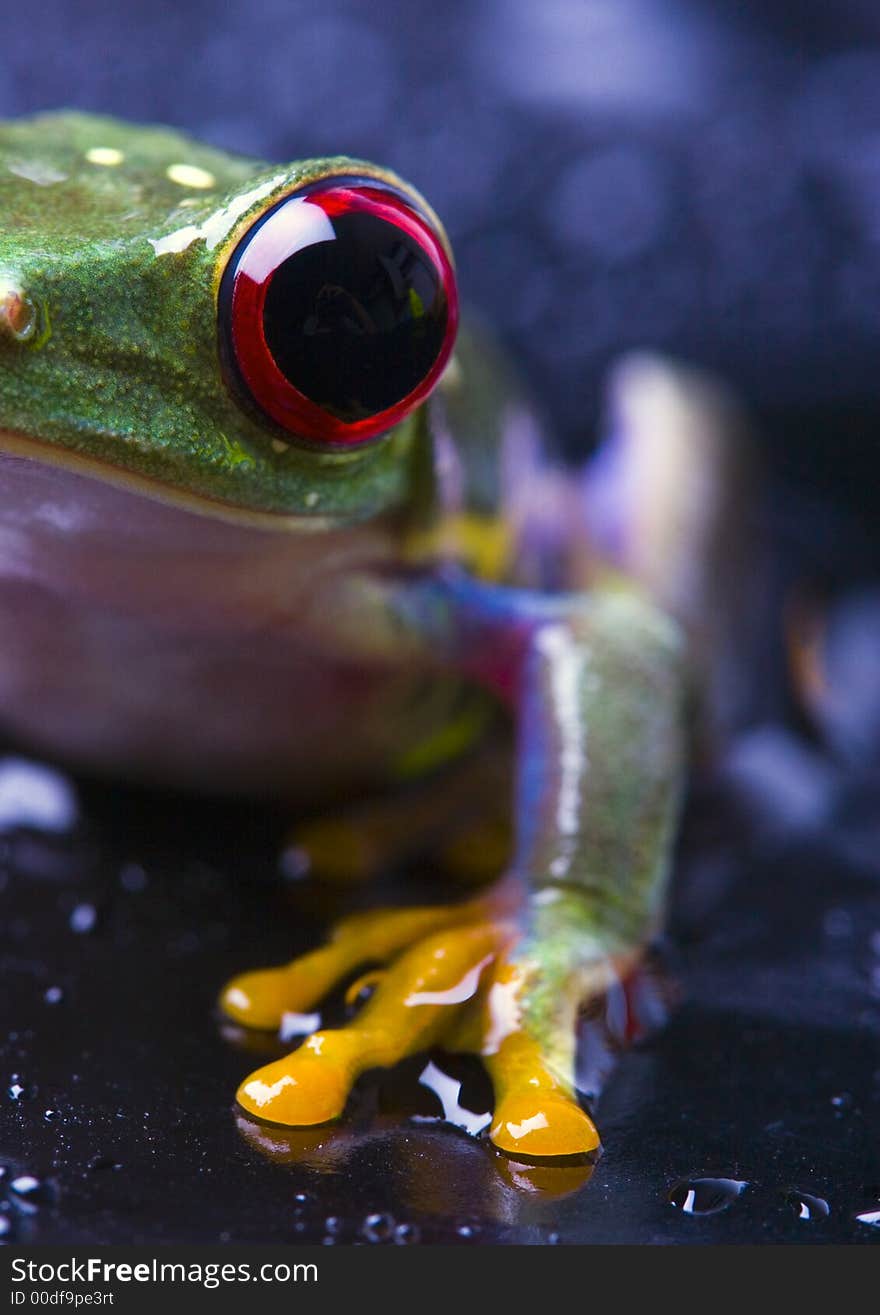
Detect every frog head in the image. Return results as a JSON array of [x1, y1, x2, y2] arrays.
[[0, 112, 458, 527]]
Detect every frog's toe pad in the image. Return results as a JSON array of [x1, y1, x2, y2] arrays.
[[236, 1037, 352, 1127], [490, 1088, 599, 1158]]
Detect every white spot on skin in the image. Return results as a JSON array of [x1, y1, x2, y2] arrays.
[[481, 972, 525, 1055], [503, 1111, 549, 1141], [7, 160, 67, 186], [241, 1073, 296, 1108], [405, 954, 493, 1008], [440, 353, 463, 390], [85, 147, 124, 167], [0, 758, 78, 833], [534, 624, 590, 879], [166, 162, 216, 190], [533, 887, 562, 905], [148, 171, 288, 256]]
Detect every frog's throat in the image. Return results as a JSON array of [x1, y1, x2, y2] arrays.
[[0, 426, 342, 532]]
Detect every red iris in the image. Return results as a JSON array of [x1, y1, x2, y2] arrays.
[[219, 177, 459, 447]]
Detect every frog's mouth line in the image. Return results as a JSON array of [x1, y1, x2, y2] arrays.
[[0, 426, 344, 533]]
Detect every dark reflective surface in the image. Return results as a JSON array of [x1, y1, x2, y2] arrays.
[[1, 711, 879, 1245]]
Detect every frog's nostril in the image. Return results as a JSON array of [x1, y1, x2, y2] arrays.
[[218, 176, 458, 449]]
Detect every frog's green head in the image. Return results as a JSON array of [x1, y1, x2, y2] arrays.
[[0, 112, 458, 527]]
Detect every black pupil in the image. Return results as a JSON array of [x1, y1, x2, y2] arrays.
[[262, 207, 448, 423]]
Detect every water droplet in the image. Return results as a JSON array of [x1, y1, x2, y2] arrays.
[[43, 986, 63, 1005], [87, 1155, 121, 1173], [69, 903, 97, 934], [855, 1205, 880, 1229], [119, 863, 147, 893], [830, 1092, 852, 1113], [279, 846, 311, 881], [548, 1231, 561, 1244], [0, 1214, 12, 1242], [456, 1221, 480, 1239], [9, 1174, 53, 1207], [294, 1191, 309, 1203], [785, 1190, 829, 1221], [362, 1212, 394, 1243], [0, 758, 78, 833], [7, 1081, 35, 1102], [393, 1221, 420, 1245], [43, 1108, 59, 1123], [668, 1178, 748, 1215], [323, 1215, 343, 1236]]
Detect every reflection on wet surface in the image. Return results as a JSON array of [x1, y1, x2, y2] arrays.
[[0, 751, 878, 1244]]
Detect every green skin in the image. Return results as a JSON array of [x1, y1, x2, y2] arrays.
[[0, 113, 738, 1143]]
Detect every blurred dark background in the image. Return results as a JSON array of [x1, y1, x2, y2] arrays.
[[4, 0, 880, 535], [2, 0, 880, 1247]]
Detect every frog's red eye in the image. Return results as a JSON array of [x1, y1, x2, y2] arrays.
[[218, 176, 458, 447]]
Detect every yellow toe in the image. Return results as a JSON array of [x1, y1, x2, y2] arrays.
[[220, 968, 292, 1029], [490, 1088, 599, 1158], [235, 1038, 351, 1126]]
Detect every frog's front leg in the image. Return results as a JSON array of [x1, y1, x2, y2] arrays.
[[223, 575, 686, 1159]]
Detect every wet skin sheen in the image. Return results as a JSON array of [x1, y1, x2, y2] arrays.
[[0, 112, 748, 1160]]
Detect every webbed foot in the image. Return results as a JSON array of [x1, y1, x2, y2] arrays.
[[221, 878, 616, 1159]]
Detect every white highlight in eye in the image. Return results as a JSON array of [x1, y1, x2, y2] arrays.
[[166, 162, 216, 189], [85, 147, 124, 166], [241, 199, 335, 283]]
